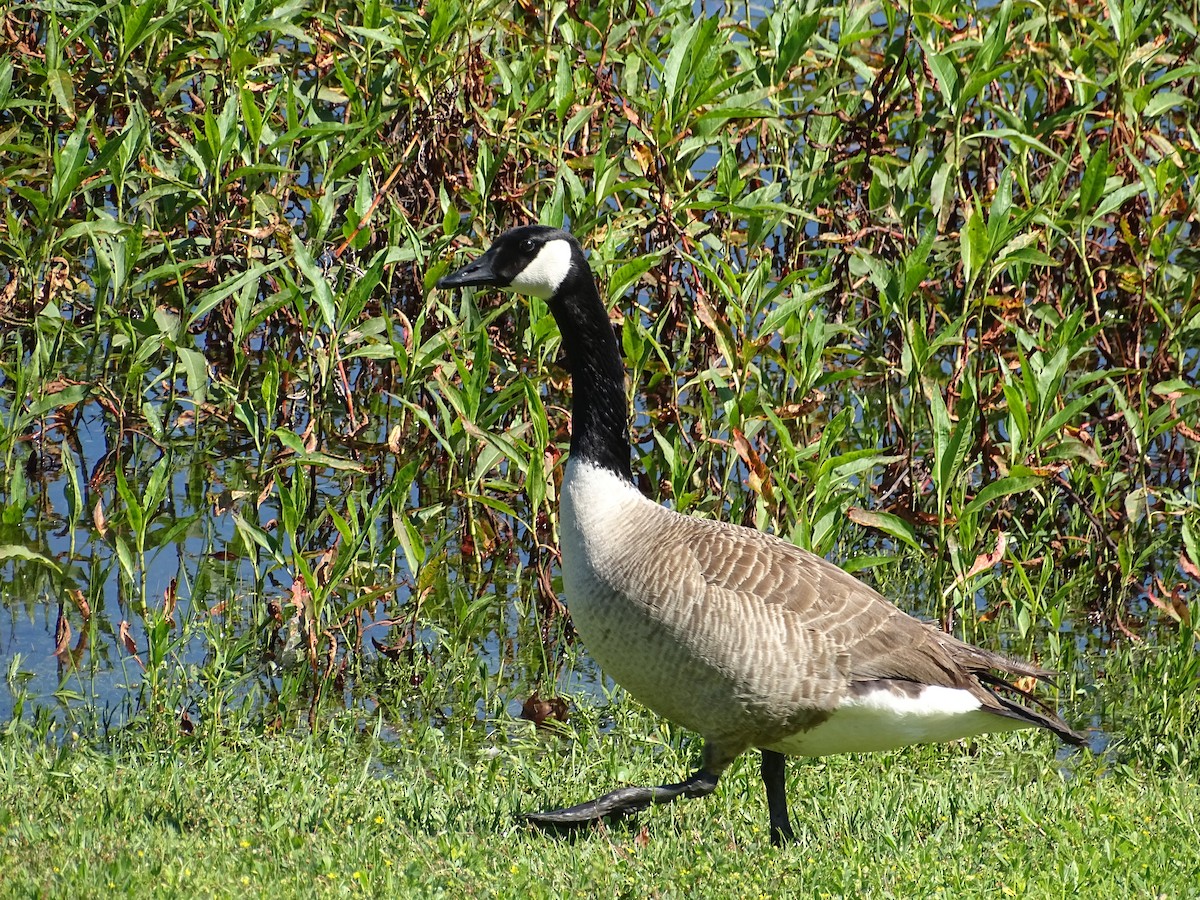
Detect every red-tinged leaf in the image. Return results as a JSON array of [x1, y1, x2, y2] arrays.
[[54, 604, 71, 659], [92, 498, 108, 537], [964, 532, 1008, 582], [1181, 553, 1200, 581], [179, 709, 195, 735], [289, 577, 310, 611], [1146, 589, 1176, 622], [118, 620, 145, 668]]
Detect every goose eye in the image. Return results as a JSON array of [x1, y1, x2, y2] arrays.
[[520, 238, 536, 253]]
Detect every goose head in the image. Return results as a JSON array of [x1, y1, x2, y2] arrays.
[[437, 225, 579, 301]]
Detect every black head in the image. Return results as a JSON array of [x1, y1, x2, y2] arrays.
[[436, 226, 582, 300]]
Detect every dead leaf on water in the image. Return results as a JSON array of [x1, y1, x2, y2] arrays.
[[521, 693, 569, 729]]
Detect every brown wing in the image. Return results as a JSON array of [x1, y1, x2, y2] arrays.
[[668, 511, 1083, 743]]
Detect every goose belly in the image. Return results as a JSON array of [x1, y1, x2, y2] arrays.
[[563, 561, 746, 732]]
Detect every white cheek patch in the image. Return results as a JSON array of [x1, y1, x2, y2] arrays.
[[509, 239, 573, 299]]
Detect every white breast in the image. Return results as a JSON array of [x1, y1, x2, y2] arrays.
[[557, 458, 652, 634], [558, 459, 776, 741]]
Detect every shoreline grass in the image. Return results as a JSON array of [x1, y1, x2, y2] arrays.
[[3, 705, 1199, 898]]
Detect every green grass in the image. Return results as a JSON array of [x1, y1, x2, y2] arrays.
[[2, 704, 1198, 899]]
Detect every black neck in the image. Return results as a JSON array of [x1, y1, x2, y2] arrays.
[[549, 258, 633, 482]]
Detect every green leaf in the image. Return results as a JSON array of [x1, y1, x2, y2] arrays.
[[293, 240, 337, 332], [176, 348, 209, 404], [663, 18, 702, 110], [845, 507, 923, 553], [0, 545, 62, 573], [1079, 145, 1108, 214], [46, 69, 75, 117], [962, 473, 1045, 518], [961, 205, 989, 289]]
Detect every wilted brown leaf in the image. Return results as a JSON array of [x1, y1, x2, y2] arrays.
[[118, 620, 145, 668], [371, 635, 407, 661], [978, 600, 1009, 624], [731, 428, 773, 501], [289, 576, 311, 613], [67, 588, 91, 622], [54, 604, 71, 659], [960, 532, 1008, 584], [521, 693, 569, 729], [163, 578, 178, 626], [1146, 579, 1190, 628], [1171, 584, 1191, 628], [1014, 675, 1039, 694], [1175, 420, 1200, 443], [92, 498, 108, 537]]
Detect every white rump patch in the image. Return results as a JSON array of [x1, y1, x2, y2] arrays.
[[509, 239, 573, 299], [771, 684, 1026, 757], [853, 684, 983, 717]]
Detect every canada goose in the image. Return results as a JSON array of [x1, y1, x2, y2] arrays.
[[437, 225, 1084, 844]]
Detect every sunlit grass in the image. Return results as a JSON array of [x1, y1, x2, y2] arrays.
[[2, 698, 1198, 898]]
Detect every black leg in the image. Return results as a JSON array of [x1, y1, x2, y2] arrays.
[[760, 749, 795, 846], [525, 768, 720, 830]]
